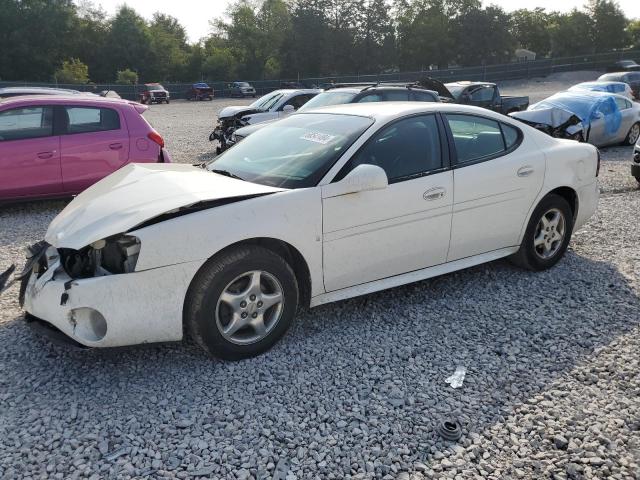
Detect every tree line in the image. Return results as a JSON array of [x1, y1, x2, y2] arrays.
[[0, 0, 638, 84]]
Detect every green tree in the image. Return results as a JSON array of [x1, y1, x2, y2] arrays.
[[54, 58, 90, 84], [453, 5, 516, 66], [148, 13, 190, 80], [105, 6, 153, 81], [549, 10, 594, 57], [116, 68, 139, 84], [510, 8, 551, 56], [629, 19, 640, 50], [587, 0, 629, 52], [71, 1, 110, 82], [0, 0, 78, 81]]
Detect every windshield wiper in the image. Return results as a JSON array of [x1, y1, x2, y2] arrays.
[[210, 168, 245, 181]]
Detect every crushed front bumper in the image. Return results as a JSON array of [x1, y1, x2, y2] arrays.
[[22, 254, 202, 348]]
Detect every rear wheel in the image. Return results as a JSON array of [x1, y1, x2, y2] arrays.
[[510, 194, 574, 271], [624, 122, 640, 146], [185, 246, 299, 360]]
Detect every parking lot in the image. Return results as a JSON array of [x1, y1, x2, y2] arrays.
[[1, 76, 639, 479]]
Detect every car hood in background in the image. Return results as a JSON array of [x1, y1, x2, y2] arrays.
[[510, 108, 584, 135], [218, 106, 265, 119], [45, 163, 284, 250], [417, 78, 455, 100]]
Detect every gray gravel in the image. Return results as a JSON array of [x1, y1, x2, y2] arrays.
[[1, 93, 639, 479]]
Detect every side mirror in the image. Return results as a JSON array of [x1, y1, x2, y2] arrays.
[[323, 164, 388, 198], [282, 104, 295, 114]]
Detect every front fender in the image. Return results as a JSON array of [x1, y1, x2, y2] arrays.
[[131, 188, 325, 297]]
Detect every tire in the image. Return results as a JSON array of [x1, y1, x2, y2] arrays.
[[166, 99, 170, 104], [624, 122, 640, 146], [509, 193, 574, 271], [185, 245, 299, 360]]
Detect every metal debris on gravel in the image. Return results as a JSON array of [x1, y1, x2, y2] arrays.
[[1, 90, 639, 479]]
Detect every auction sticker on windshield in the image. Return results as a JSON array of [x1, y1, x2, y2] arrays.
[[300, 132, 337, 145]]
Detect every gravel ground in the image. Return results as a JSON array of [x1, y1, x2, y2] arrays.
[[1, 86, 639, 479]]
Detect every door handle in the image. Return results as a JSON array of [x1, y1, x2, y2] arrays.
[[37, 151, 54, 159], [423, 187, 446, 201], [109, 143, 123, 150], [517, 166, 534, 177]]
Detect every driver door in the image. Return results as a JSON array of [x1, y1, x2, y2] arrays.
[[321, 114, 453, 292]]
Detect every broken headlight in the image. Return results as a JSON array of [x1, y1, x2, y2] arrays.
[[59, 235, 141, 279]]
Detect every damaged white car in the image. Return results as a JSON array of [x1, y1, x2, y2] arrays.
[[10, 103, 600, 360]]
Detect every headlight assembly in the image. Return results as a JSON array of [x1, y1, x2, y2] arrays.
[[59, 235, 141, 279]]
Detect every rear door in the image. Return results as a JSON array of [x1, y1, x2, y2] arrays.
[[0, 105, 62, 199], [613, 97, 636, 142], [59, 105, 129, 193], [444, 113, 545, 261]]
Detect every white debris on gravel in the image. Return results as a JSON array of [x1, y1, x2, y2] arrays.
[[0, 97, 639, 480]]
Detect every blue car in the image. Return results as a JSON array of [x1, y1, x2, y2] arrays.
[[511, 91, 640, 147]]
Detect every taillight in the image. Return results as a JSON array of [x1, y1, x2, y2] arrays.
[[148, 131, 164, 148], [595, 148, 600, 177]]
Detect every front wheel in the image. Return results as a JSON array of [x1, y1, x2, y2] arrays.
[[185, 246, 299, 360], [510, 194, 574, 271], [624, 122, 640, 146]]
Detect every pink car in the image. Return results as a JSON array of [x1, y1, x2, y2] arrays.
[[0, 96, 171, 202]]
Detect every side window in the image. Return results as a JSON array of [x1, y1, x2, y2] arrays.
[[383, 90, 409, 101], [411, 90, 437, 102], [446, 114, 506, 164], [470, 87, 495, 102], [283, 94, 312, 110], [65, 107, 120, 134], [614, 97, 630, 110], [356, 93, 383, 103], [336, 115, 442, 183], [502, 123, 520, 149], [0, 106, 53, 141]]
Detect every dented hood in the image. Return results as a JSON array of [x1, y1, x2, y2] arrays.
[[218, 105, 264, 120], [45, 163, 284, 249]]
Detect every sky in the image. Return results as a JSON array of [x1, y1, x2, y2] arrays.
[[91, 0, 639, 42]]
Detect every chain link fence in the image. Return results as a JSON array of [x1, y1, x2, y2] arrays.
[[2, 49, 638, 100]]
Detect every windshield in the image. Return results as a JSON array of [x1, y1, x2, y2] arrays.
[[147, 85, 165, 91], [206, 113, 373, 188], [445, 84, 465, 99], [238, 82, 251, 87], [249, 92, 284, 111], [298, 91, 358, 112]]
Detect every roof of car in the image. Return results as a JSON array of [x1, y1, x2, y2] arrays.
[[269, 89, 322, 96], [298, 101, 514, 123], [0, 95, 138, 108], [444, 81, 495, 88], [0, 86, 82, 95]]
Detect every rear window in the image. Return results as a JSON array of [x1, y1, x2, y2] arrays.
[[299, 91, 357, 111], [0, 106, 53, 141]]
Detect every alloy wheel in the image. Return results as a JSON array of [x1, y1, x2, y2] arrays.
[[215, 270, 284, 345], [533, 208, 566, 260]]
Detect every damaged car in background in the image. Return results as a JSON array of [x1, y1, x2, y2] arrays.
[[1, 103, 599, 361], [510, 91, 640, 147], [209, 88, 319, 153]]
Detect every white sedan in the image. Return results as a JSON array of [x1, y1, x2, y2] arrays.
[[18, 103, 600, 360]]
